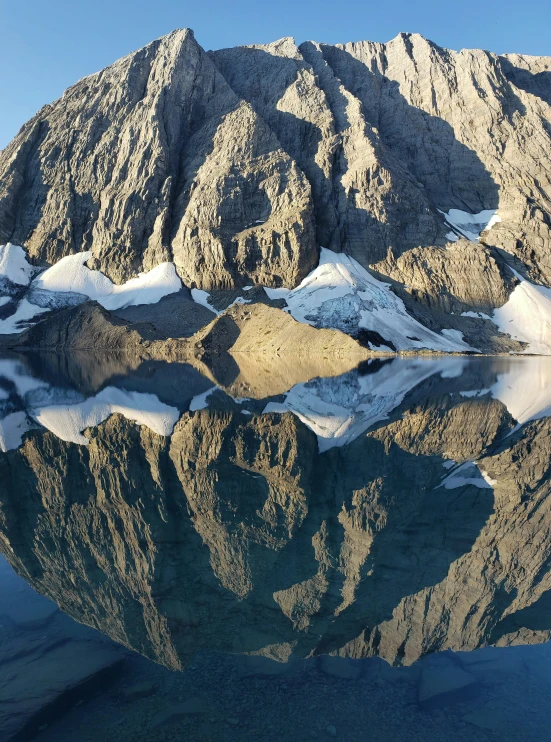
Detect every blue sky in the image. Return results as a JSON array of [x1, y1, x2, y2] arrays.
[[1, 0, 549, 149]]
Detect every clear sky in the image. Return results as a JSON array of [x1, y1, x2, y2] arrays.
[[1, 0, 549, 149]]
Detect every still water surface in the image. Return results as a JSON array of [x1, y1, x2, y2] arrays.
[[1, 353, 551, 741]]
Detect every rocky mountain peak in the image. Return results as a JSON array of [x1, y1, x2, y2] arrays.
[[0, 27, 550, 351]]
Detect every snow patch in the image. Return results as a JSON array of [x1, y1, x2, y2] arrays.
[[0, 244, 36, 286], [440, 209, 501, 242], [441, 329, 467, 345], [191, 289, 219, 315], [480, 469, 497, 487], [0, 299, 50, 334], [491, 358, 551, 425], [269, 249, 473, 352], [264, 286, 291, 300], [0, 411, 32, 452], [0, 359, 50, 396], [492, 269, 551, 354], [439, 461, 493, 489], [189, 386, 218, 411], [34, 253, 182, 310], [460, 388, 492, 398], [191, 289, 252, 315], [461, 311, 492, 320], [0, 246, 183, 334]]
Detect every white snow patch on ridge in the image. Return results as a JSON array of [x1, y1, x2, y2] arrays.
[[33, 252, 182, 310], [0, 359, 50, 396], [0, 356, 181, 449], [0, 412, 32, 453], [265, 249, 474, 353], [191, 289, 219, 315], [492, 268, 551, 355], [0, 244, 36, 286], [0, 246, 183, 334], [191, 289, 251, 316], [189, 386, 218, 411], [0, 300, 49, 335], [441, 209, 501, 242], [439, 461, 493, 489], [461, 310, 492, 319]]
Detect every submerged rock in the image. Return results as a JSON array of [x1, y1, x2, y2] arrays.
[[418, 661, 479, 709]]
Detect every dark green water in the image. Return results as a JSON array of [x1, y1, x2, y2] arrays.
[[1, 354, 551, 741]]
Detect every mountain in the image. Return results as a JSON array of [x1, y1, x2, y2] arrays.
[[1, 29, 551, 353]]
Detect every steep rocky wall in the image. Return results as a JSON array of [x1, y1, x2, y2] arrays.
[[1, 28, 550, 299], [0, 30, 317, 289]]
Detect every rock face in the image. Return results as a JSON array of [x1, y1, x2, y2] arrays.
[[373, 242, 516, 316], [0, 30, 316, 289], [6, 298, 373, 367], [190, 302, 372, 358], [12, 302, 153, 351], [1, 358, 551, 671], [1, 27, 550, 307]]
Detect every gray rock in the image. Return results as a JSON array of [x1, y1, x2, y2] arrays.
[[418, 662, 479, 709], [319, 655, 362, 680], [122, 681, 156, 702], [0, 29, 316, 290], [150, 697, 210, 728]]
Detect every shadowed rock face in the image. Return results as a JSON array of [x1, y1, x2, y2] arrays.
[[1, 356, 551, 671], [1, 29, 550, 300]]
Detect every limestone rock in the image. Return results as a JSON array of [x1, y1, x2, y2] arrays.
[[1, 27, 550, 317], [372, 242, 516, 316], [190, 302, 373, 358], [0, 30, 317, 289], [321, 34, 551, 283]]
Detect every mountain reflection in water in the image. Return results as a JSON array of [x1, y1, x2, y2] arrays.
[[1, 353, 551, 741]]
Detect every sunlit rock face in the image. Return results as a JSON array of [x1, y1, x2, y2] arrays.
[[1, 355, 551, 670], [1, 28, 550, 299], [0, 30, 316, 289]]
